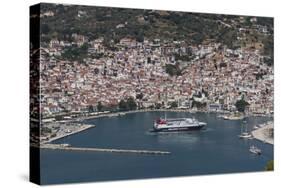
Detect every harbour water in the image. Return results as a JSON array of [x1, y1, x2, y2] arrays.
[[40, 112, 273, 184]]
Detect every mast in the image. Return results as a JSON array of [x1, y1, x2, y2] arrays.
[[244, 119, 248, 133]]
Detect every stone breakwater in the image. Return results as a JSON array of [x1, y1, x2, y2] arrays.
[[40, 144, 171, 155]]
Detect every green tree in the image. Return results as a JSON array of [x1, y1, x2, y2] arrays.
[[192, 100, 207, 109], [174, 54, 193, 62], [136, 93, 144, 100], [119, 99, 128, 111], [235, 95, 249, 112], [61, 44, 88, 61], [165, 64, 181, 76], [262, 36, 273, 66], [170, 101, 178, 108], [155, 103, 161, 109], [136, 33, 144, 42], [88, 105, 95, 112], [127, 97, 137, 110], [118, 97, 137, 111], [94, 68, 99, 74], [97, 102, 103, 112]]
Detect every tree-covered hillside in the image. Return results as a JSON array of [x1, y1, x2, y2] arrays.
[[39, 3, 273, 64]]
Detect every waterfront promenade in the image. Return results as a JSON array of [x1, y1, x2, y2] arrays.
[[74, 109, 210, 121], [50, 109, 272, 123]]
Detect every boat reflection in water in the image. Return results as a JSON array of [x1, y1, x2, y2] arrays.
[[239, 120, 253, 139]]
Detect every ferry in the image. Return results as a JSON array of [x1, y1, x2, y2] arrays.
[[153, 117, 206, 132]]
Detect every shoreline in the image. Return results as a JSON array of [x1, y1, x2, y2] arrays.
[[56, 109, 273, 123]]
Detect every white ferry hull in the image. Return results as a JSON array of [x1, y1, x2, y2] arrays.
[[153, 125, 205, 132]]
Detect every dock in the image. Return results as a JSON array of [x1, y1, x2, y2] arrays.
[[41, 124, 95, 144], [40, 144, 171, 155]]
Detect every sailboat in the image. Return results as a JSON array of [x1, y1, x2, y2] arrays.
[[249, 145, 262, 155], [239, 120, 252, 139]]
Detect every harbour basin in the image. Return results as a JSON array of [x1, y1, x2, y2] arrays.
[[40, 111, 273, 184]]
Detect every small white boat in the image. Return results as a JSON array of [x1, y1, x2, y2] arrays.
[[65, 129, 72, 133], [223, 114, 244, 120], [217, 114, 225, 118], [249, 145, 262, 155], [259, 124, 265, 128], [253, 125, 259, 129], [61, 143, 71, 147], [239, 132, 252, 139]]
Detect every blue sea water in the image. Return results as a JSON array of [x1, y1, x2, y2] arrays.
[[40, 112, 273, 184]]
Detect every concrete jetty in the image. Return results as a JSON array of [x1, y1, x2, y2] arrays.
[[252, 122, 273, 145], [40, 144, 171, 155], [42, 124, 95, 144]]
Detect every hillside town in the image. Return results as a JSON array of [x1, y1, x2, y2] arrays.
[[37, 25, 273, 119], [28, 7, 274, 121]]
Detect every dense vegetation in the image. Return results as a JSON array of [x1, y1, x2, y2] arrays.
[[169, 101, 178, 108], [118, 97, 137, 111], [97, 101, 103, 111], [40, 3, 273, 60], [61, 44, 88, 61], [165, 63, 182, 76]]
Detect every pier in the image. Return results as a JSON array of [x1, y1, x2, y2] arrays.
[[40, 144, 171, 155], [251, 122, 274, 145], [41, 124, 95, 144]]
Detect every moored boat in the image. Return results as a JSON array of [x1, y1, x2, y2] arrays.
[[238, 120, 253, 139], [249, 145, 262, 155], [223, 114, 244, 120], [239, 132, 252, 139]]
